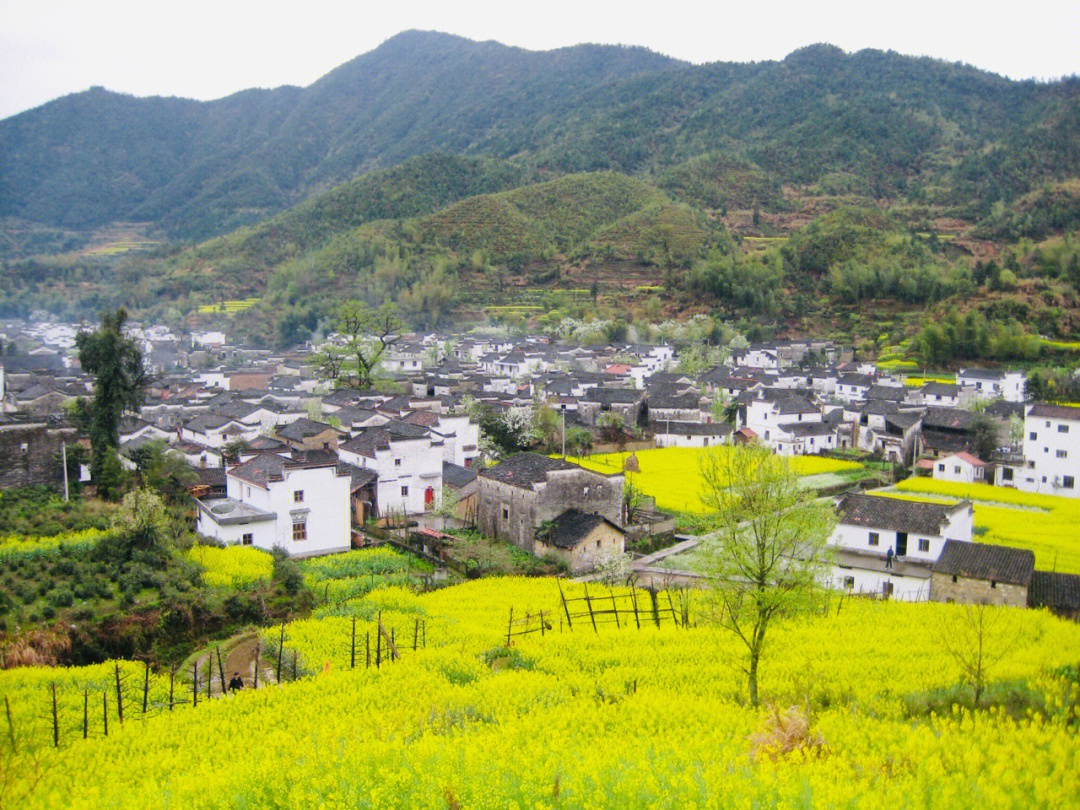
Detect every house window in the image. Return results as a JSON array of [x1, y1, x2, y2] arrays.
[[1002, 468, 1013, 481], [1029, 432, 1037, 440], [953, 466, 961, 474], [19, 442, 28, 454], [951, 575, 957, 583], [395, 458, 402, 467], [502, 507, 509, 520], [401, 486, 409, 497], [596, 540, 601, 549], [242, 533, 253, 546], [1057, 450, 1067, 459], [1064, 476, 1076, 489], [843, 576, 855, 590], [292, 520, 307, 542], [246, 486, 251, 498], [1058, 424, 1069, 433], [918, 538, 930, 552], [293, 490, 304, 503], [868, 532, 880, 547], [937, 464, 945, 472], [990, 579, 997, 589]]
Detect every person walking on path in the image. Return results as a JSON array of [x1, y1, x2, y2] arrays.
[[228, 672, 244, 692], [885, 547, 894, 570]]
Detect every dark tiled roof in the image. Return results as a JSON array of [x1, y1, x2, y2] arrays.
[[192, 466, 227, 489], [923, 407, 977, 432], [837, 493, 968, 537], [866, 385, 906, 402], [921, 382, 958, 396], [229, 449, 338, 487], [1028, 571, 1080, 611], [921, 429, 974, 455], [337, 462, 378, 490], [932, 540, 1035, 586], [478, 452, 578, 487], [442, 461, 477, 488], [583, 387, 644, 405], [537, 509, 621, 549], [1027, 403, 1080, 422], [276, 418, 344, 441]]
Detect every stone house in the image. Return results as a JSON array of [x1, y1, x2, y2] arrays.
[[929, 540, 1035, 607], [0, 413, 77, 489], [534, 509, 626, 574], [275, 418, 347, 452], [477, 453, 623, 554]]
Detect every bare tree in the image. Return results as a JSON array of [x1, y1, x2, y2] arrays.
[[697, 445, 835, 707], [935, 602, 1022, 707], [314, 300, 403, 389]]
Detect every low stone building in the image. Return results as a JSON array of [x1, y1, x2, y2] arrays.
[[477, 453, 623, 554], [1028, 571, 1080, 620], [929, 540, 1034, 607], [534, 509, 625, 574], [0, 413, 78, 489], [276, 418, 347, 452]]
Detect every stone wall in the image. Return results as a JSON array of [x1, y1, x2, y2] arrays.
[[477, 468, 624, 552], [0, 420, 77, 489], [929, 572, 1028, 607]]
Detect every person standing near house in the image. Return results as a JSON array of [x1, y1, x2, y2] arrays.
[[228, 671, 244, 692], [885, 546, 894, 570]]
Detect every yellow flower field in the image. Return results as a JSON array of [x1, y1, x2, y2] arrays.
[[3, 577, 1079, 808], [560, 447, 863, 513], [0, 528, 112, 559], [186, 544, 274, 588], [885, 479, 1080, 574]]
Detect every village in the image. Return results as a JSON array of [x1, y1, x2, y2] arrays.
[[3, 316, 1078, 618]]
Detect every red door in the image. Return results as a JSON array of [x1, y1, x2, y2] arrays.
[[425, 487, 435, 509]]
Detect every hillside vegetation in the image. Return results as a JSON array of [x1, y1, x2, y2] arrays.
[[2, 31, 1078, 239]]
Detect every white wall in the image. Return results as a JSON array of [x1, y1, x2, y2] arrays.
[[1021, 409, 1080, 497]]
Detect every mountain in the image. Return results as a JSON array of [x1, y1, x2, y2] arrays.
[[2, 31, 1077, 240]]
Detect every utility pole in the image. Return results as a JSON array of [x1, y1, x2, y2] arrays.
[[561, 410, 566, 457], [62, 441, 69, 501]]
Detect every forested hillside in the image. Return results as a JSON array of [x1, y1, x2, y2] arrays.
[[2, 30, 1078, 239]]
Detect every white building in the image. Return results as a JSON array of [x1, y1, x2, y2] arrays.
[[337, 422, 444, 516], [195, 450, 350, 557], [744, 394, 824, 455], [1019, 403, 1080, 497], [828, 493, 974, 600], [932, 451, 988, 484], [957, 368, 1026, 403]]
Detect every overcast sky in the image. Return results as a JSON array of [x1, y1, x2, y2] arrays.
[[3, 0, 1079, 120]]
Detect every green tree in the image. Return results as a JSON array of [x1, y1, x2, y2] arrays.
[[129, 440, 199, 504], [970, 412, 1000, 463], [314, 300, 403, 389], [76, 308, 148, 495], [698, 445, 835, 707]]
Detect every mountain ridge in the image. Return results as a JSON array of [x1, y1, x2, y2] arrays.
[[3, 30, 1077, 240]]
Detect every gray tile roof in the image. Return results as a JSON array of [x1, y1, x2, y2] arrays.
[[837, 493, 967, 537], [1028, 571, 1080, 611], [1028, 403, 1080, 422], [478, 452, 578, 487], [932, 539, 1035, 586]]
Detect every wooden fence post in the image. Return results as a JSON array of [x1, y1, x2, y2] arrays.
[[422, 620, 426, 648], [539, 610, 545, 637], [216, 647, 227, 694], [608, 587, 621, 628], [366, 631, 371, 668], [506, 607, 514, 646], [630, 584, 641, 629], [4, 695, 15, 752], [666, 590, 680, 627], [114, 663, 124, 724], [168, 668, 175, 710], [142, 660, 151, 714], [557, 579, 573, 631], [83, 689, 89, 739], [276, 623, 285, 683], [191, 661, 198, 709], [50, 683, 59, 748], [102, 692, 108, 736], [291, 651, 298, 681], [376, 615, 382, 669], [649, 588, 660, 628], [351, 617, 357, 669], [253, 641, 261, 688], [413, 618, 419, 652], [583, 583, 598, 633]]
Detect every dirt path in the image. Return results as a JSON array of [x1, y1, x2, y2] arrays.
[[192, 633, 277, 697]]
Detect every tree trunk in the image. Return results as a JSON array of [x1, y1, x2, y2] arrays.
[[748, 649, 760, 708]]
